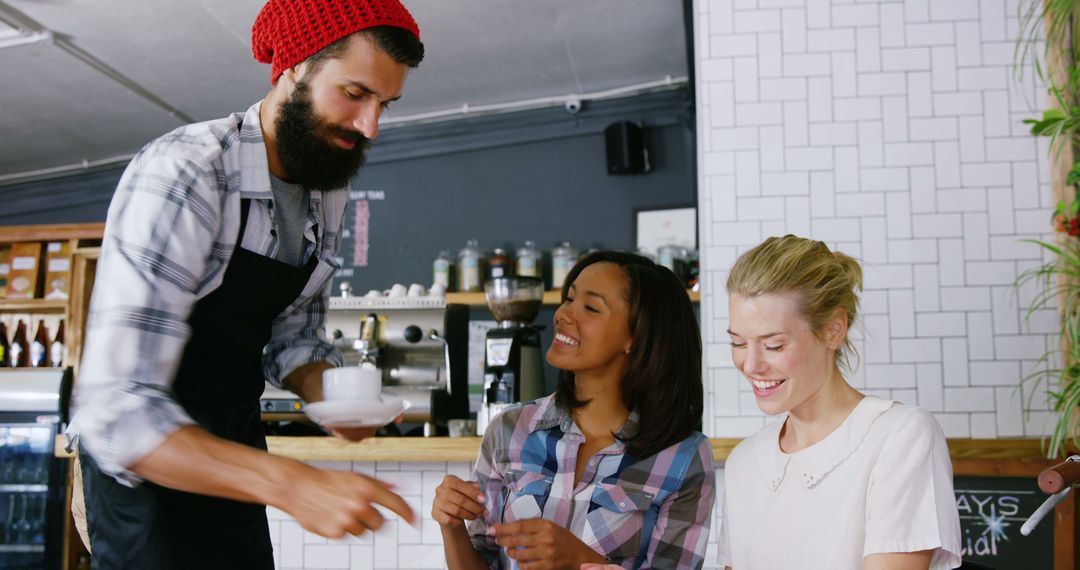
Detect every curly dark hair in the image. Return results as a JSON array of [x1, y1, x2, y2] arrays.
[[554, 251, 703, 459]]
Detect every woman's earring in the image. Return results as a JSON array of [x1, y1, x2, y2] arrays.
[[625, 349, 631, 355]]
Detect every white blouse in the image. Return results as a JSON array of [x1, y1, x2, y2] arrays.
[[718, 397, 961, 569]]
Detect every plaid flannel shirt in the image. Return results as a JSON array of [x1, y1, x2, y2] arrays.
[[68, 101, 347, 484], [467, 395, 715, 569]]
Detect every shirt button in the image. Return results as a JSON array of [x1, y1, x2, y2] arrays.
[[618, 502, 626, 509]]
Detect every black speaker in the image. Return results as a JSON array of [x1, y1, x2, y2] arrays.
[[604, 121, 649, 175]]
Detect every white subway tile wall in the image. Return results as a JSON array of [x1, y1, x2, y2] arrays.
[[695, 0, 1058, 444]]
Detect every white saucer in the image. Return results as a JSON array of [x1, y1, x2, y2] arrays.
[[303, 396, 409, 428]]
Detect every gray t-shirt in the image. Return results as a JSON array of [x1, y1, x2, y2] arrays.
[[269, 175, 310, 267]]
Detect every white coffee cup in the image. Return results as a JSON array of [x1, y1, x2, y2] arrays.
[[407, 283, 427, 297], [322, 366, 382, 401], [364, 289, 381, 298], [429, 283, 446, 297], [384, 283, 407, 297]]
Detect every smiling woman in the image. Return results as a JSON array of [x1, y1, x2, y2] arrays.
[[432, 251, 714, 570], [719, 235, 962, 570]]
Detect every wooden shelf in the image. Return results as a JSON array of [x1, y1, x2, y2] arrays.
[[446, 290, 701, 307], [0, 222, 104, 243], [0, 299, 67, 312]]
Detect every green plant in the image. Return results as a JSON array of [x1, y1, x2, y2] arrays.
[[1016, 0, 1080, 458], [1017, 240, 1080, 458]]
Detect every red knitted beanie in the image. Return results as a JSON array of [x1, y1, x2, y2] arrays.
[[252, 0, 420, 84]]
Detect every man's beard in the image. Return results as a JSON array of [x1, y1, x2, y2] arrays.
[[274, 80, 371, 192]]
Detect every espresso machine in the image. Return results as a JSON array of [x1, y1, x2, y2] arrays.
[[476, 276, 547, 435], [320, 294, 470, 434]]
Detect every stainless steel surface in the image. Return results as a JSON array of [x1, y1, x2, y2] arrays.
[[0, 370, 62, 413], [325, 300, 469, 425]]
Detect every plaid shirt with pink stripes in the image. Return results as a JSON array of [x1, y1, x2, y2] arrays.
[[467, 394, 715, 569]]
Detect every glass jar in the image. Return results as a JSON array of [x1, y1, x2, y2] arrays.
[[515, 240, 540, 278], [551, 242, 578, 290], [457, 239, 484, 292], [433, 250, 454, 290], [488, 248, 511, 280], [657, 244, 689, 283]]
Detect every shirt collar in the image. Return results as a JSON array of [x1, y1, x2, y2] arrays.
[[526, 394, 641, 442], [755, 396, 895, 491], [237, 100, 274, 201]]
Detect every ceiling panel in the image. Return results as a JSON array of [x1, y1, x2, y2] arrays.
[[0, 0, 687, 179], [0, 39, 186, 173]]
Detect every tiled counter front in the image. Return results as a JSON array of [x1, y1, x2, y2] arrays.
[[262, 438, 1053, 570], [265, 460, 732, 570]]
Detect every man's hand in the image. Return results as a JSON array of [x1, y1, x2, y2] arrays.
[[327, 410, 406, 441], [494, 519, 607, 570], [130, 426, 414, 540], [283, 361, 336, 403], [276, 462, 415, 538], [432, 475, 487, 528]]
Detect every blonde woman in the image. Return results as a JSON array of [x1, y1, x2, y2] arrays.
[[718, 236, 961, 570]]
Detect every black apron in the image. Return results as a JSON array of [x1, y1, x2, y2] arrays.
[[81, 199, 319, 569]]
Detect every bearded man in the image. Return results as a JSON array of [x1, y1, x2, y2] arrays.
[[65, 1, 424, 567]]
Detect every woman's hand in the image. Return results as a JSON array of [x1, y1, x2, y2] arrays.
[[432, 474, 488, 528], [495, 519, 607, 570]]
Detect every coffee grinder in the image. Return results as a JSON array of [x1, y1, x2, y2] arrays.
[[476, 276, 547, 435]]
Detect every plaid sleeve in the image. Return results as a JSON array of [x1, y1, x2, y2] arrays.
[[71, 137, 232, 486], [261, 194, 346, 386], [261, 269, 344, 387], [640, 437, 716, 569], [466, 414, 510, 568]]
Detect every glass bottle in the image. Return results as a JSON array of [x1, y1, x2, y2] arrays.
[[2, 494, 16, 544], [30, 495, 45, 544], [50, 319, 65, 368], [10, 495, 26, 544], [550, 242, 578, 291], [515, 240, 539, 278], [0, 322, 9, 368], [30, 320, 48, 368], [457, 239, 484, 293], [488, 248, 510, 280], [10, 320, 28, 368], [432, 250, 455, 291]]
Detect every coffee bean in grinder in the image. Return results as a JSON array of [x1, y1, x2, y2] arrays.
[[476, 276, 546, 435]]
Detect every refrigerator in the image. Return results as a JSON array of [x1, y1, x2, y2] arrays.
[[0, 369, 69, 570]]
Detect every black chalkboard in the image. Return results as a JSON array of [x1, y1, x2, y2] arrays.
[[954, 476, 1055, 570]]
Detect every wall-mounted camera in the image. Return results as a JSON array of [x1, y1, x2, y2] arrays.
[[564, 99, 582, 114]]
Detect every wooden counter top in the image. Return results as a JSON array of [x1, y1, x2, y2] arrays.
[[58, 435, 1069, 465], [262, 436, 1068, 465]]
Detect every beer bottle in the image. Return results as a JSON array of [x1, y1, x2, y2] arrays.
[[10, 320, 28, 368], [30, 320, 48, 368], [50, 319, 65, 368], [0, 322, 9, 367]]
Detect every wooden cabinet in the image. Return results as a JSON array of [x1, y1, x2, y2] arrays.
[[0, 223, 102, 570]]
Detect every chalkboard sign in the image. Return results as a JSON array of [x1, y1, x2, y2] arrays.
[[954, 476, 1055, 569]]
